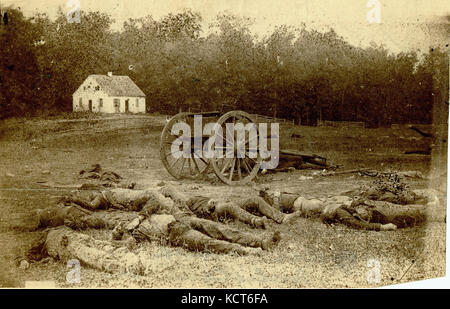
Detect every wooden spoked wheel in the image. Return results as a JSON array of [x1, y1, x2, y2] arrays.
[[210, 111, 261, 185], [160, 112, 210, 180]]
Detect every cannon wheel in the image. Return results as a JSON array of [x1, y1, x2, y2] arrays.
[[160, 112, 210, 180], [210, 111, 261, 185]]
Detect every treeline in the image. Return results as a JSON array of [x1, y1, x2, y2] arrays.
[[0, 8, 448, 126]]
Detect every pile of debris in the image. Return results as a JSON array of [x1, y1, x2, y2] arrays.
[[321, 168, 425, 179], [349, 172, 425, 205]]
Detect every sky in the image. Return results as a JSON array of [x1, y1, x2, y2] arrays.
[[2, 0, 449, 54]]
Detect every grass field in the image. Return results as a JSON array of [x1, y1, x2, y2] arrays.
[[0, 114, 446, 288]]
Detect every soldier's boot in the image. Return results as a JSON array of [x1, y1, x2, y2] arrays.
[[282, 211, 302, 224], [159, 185, 185, 203], [261, 231, 281, 251], [111, 222, 126, 240], [251, 216, 266, 229], [242, 247, 263, 256]]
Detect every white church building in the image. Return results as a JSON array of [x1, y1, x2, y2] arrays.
[[72, 73, 146, 113]]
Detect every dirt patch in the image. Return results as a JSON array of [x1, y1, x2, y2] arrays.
[[0, 115, 446, 287]]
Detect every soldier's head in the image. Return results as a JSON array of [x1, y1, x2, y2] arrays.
[[33, 209, 44, 229], [349, 198, 374, 222], [197, 198, 216, 218], [206, 199, 217, 212], [255, 185, 278, 206], [354, 205, 371, 222]]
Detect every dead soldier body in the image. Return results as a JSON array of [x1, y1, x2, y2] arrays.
[[27, 187, 280, 267], [62, 184, 299, 228], [26, 213, 277, 274], [77, 163, 136, 190], [257, 188, 438, 231], [126, 208, 281, 254], [120, 188, 282, 254], [159, 185, 300, 228], [22, 188, 156, 230], [36, 186, 284, 249], [61, 188, 153, 211], [28, 209, 279, 275]]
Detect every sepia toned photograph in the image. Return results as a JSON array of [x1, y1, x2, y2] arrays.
[[0, 0, 448, 292]]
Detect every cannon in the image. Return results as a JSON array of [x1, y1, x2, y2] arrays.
[[160, 110, 262, 185], [160, 110, 327, 185]]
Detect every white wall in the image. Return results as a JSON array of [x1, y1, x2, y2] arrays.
[[103, 97, 146, 113], [73, 95, 146, 114], [73, 77, 109, 112], [122, 97, 146, 113], [72, 77, 146, 114]]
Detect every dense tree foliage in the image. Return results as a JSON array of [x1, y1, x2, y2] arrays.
[[0, 8, 448, 126]]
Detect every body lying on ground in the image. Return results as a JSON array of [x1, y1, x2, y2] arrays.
[[78, 163, 136, 189], [60, 185, 300, 228], [25, 185, 281, 268], [258, 187, 443, 231]]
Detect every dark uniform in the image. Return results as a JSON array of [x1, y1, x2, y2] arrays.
[[258, 189, 430, 231], [32, 187, 281, 258], [162, 186, 298, 229]]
